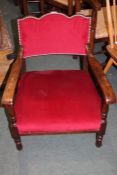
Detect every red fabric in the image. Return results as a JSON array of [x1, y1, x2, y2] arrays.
[[18, 13, 91, 58], [14, 70, 101, 134]]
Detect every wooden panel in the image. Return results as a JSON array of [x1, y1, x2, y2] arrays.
[[0, 12, 13, 87]]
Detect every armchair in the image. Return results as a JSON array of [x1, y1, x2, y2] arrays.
[[1, 12, 116, 150]]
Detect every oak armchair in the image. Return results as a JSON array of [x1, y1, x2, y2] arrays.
[[1, 12, 116, 150]]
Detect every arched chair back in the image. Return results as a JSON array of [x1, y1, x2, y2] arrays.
[[18, 13, 91, 58]]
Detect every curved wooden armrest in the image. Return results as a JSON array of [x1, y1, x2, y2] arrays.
[[87, 48, 116, 104], [84, 0, 101, 11], [1, 47, 23, 105]]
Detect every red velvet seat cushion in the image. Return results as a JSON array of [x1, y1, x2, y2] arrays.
[[14, 70, 101, 134]]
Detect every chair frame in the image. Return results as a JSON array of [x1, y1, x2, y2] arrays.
[[1, 12, 116, 150]]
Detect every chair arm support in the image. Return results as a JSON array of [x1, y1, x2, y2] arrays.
[[87, 49, 116, 104], [1, 47, 23, 105], [84, 0, 101, 11]]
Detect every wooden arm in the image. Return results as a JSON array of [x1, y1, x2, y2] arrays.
[[1, 47, 23, 105], [84, 0, 101, 11], [87, 47, 116, 104]]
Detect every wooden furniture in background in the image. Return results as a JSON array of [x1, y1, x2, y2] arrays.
[[14, 0, 100, 17], [77, 0, 117, 55], [44, 0, 76, 16], [79, 6, 109, 42], [103, 0, 117, 73], [0, 12, 13, 90], [1, 12, 116, 150], [17, 0, 75, 16], [21, 0, 45, 16]]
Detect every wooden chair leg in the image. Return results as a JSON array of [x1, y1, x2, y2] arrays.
[[103, 57, 114, 74], [5, 105, 23, 150], [73, 55, 78, 59], [96, 103, 108, 147], [96, 133, 103, 147]]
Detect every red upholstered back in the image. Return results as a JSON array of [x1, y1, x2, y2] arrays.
[[18, 13, 91, 58]]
